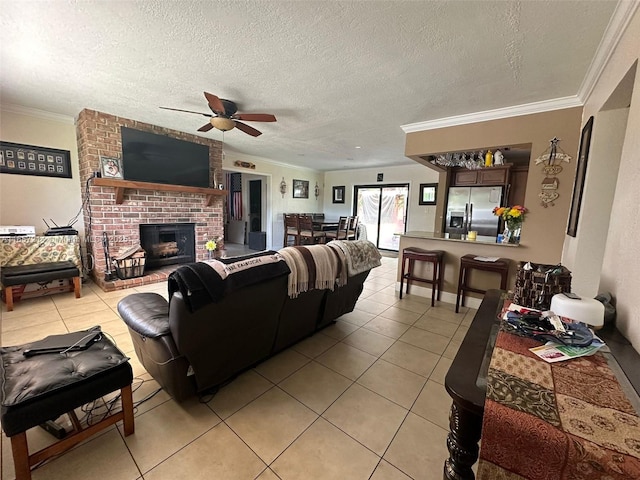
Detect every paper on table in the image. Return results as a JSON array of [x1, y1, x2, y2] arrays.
[[529, 337, 605, 363], [474, 256, 499, 262]]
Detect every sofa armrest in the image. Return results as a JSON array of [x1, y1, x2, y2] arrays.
[[118, 293, 170, 338]]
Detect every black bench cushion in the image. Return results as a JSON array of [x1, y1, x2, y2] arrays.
[[0, 331, 132, 437], [1, 260, 79, 286]]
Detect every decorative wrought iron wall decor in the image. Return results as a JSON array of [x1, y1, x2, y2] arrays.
[[0, 141, 72, 178]]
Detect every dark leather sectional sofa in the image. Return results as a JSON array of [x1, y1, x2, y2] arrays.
[[117, 241, 380, 401]]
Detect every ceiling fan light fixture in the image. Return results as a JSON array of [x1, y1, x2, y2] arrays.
[[211, 117, 236, 132]]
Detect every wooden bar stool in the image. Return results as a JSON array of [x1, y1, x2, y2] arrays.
[[456, 254, 510, 313], [400, 248, 445, 306]]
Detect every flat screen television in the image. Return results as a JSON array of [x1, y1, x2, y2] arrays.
[[120, 127, 210, 188]]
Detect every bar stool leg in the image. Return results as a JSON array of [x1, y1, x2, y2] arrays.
[[5, 285, 14, 312], [430, 259, 437, 307], [455, 264, 465, 313], [437, 259, 444, 302], [399, 256, 406, 299]]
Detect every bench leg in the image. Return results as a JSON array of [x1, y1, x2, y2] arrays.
[[10, 432, 31, 480], [5, 286, 14, 312], [121, 384, 135, 436], [73, 276, 81, 298]]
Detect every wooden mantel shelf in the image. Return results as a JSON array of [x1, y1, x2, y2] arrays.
[[93, 178, 228, 206]]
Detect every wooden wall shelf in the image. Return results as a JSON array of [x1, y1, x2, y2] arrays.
[[93, 178, 227, 206]]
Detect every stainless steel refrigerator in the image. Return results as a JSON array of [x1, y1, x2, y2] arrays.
[[445, 186, 503, 240]]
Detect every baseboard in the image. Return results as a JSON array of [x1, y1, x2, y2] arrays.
[[395, 282, 483, 310]]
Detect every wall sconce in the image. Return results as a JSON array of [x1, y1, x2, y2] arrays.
[[314, 182, 320, 199], [279, 177, 287, 198]]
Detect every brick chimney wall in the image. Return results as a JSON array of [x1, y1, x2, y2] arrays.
[[77, 109, 224, 289]]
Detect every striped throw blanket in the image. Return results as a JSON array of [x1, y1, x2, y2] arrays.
[[327, 240, 381, 276], [278, 244, 347, 298]]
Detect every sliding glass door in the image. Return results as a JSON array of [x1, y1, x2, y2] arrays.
[[354, 184, 409, 251]]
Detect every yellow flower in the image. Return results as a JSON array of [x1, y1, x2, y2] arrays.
[[509, 208, 522, 218], [205, 240, 217, 251]]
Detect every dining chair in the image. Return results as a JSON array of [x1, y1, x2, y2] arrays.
[[347, 216, 359, 240], [283, 214, 301, 247], [298, 215, 326, 244], [324, 216, 349, 242]]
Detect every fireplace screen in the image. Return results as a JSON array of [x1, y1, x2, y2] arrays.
[[139, 223, 196, 269]]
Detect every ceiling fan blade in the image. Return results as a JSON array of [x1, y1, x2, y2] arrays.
[[234, 121, 262, 137], [197, 123, 214, 132], [160, 106, 212, 117], [233, 113, 277, 122], [204, 92, 226, 115]]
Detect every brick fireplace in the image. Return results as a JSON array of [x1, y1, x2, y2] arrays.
[[77, 109, 224, 291]]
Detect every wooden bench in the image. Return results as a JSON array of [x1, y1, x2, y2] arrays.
[[1, 261, 81, 311]]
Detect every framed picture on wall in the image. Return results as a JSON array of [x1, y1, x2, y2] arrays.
[[0, 141, 72, 179], [292, 179, 309, 199], [333, 186, 345, 204], [418, 183, 438, 205], [567, 116, 594, 237]]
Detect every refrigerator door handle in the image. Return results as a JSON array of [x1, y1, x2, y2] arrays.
[[464, 203, 469, 232], [468, 203, 474, 230]]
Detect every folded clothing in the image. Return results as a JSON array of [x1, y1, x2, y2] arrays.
[[327, 240, 381, 276], [168, 251, 290, 312]]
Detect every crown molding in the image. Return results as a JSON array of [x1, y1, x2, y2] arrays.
[[0, 103, 75, 124], [401, 96, 583, 133], [578, 0, 640, 103]]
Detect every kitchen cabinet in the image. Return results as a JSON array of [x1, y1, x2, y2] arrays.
[[451, 166, 510, 187]]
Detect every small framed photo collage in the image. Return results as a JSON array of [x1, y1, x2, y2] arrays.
[[0, 141, 72, 179]]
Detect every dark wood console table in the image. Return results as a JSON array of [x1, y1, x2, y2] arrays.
[[443, 289, 640, 480]]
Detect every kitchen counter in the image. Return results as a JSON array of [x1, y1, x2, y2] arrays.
[[397, 232, 532, 307], [401, 231, 520, 247]]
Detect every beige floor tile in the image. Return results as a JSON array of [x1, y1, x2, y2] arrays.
[[339, 309, 377, 326], [271, 417, 379, 480], [134, 283, 168, 293], [56, 300, 111, 320], [2, 319, 68, 346], [427, 304, 467, 323], [364, 316, 411, 339], [323, 383, 407, 455], [383, 412, 449, 480], [321, 319, 360, 340], [357, 359, 426, 409], [144, 422, 266, 480], [413, 315, 459, 337], [381, 341, 441, 378], [452, 324, 470, 343], [442, 339, 462, 360], [207, 370, 274, 419], [411, 380, 452, 430], [226, 387, 317, 464], [2, 309, 63, 333], [51, 289, 102, 308], [254, 348, 309, 384], [356, 298, 391, 316], [343, 327, 395, 356], [255, 467, 281, 479], [359, 286, 378, 299], [112, 330, 135, 354], [61, 308, 122, 332], [123, 397, 221, 473], [371, 460, 413, 480], [93, 288, 137, 301], [0, 295, 56, 319], [279, 361, 352, 414], [393, 298, 430, 315], [291, 331, 338, 358], [372, 292, 400, 307], [128, 354, 148, 378], [462, 308, 477, 326], [378, 306, 422, 325], [429, 356, 453, 385], [398, 327, 451, 356], [30, 428, 140, 480], [132, 377, 171, 416], [316, 342, 377, 380]]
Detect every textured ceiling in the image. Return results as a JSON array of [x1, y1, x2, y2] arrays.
[[0, 1, 617, 171]]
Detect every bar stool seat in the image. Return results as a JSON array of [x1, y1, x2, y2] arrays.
[[456, 254, 510, 313], [400, 248, 445, 307]]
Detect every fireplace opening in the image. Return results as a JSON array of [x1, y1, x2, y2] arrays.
[[139, 223, 196, 270]]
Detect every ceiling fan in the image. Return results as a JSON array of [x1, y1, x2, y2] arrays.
[[160, 92, 276, 137]]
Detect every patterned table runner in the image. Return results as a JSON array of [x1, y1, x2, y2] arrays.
[[477, 328, 640, 479]]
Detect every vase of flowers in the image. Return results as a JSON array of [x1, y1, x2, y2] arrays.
[[493, 205, 527, 244], [205, 237, 220, 259]]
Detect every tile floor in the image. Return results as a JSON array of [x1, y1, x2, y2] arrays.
[[1, 255, 475, 480]]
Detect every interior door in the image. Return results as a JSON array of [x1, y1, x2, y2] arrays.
[[355, 184, 409, 251]]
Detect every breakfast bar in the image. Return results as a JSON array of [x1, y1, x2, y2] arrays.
[[397, 231, 525, 307]]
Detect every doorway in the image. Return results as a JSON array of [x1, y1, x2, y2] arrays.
[[354, 184, 409, 251], [249, 180, 262, 232]]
